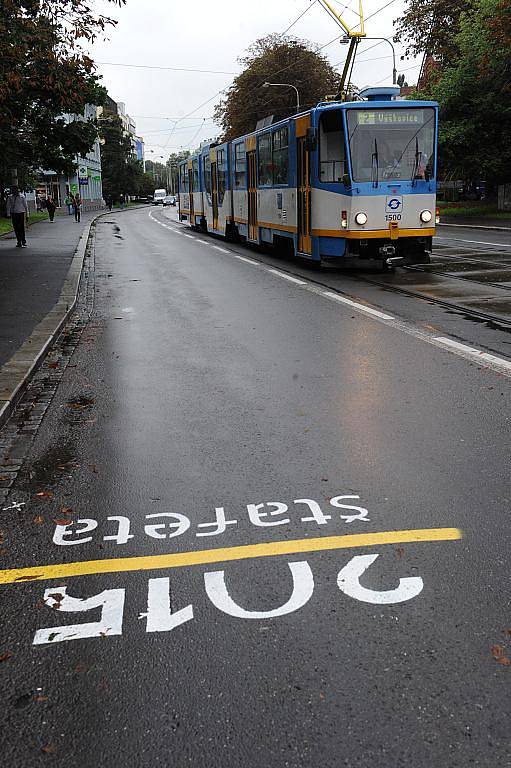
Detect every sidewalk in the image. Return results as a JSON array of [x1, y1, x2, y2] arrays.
[[0, 210, 98, 367]]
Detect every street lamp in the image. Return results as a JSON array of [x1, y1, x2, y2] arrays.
[[261, 82, 301, 114], [341, 35, 397, 85]]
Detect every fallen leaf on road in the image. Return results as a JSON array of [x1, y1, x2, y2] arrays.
[[491, 645, 511, 666], [88, 464, 98, 473], [47, 362, 58, 369], [34, 695, 48, 702], [41, 744, 56, 754], [61, 506, 73, 516], [0, 652, 12, 662], [35, 491, 53, 498], [34, 516, 44, 525]]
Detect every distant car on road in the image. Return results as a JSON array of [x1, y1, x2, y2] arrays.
[[153, 189, 167, 205], [162, 195, 177, 207]]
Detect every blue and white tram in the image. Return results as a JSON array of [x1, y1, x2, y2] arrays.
[[178, 87, 439, 268]]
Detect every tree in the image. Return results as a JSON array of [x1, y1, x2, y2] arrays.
[[430, 0, 511, 186], [99, 115, 146, 200], [214, 35, 339, 140], [0, 1, 124, 191], [394, 0, 476, 66]]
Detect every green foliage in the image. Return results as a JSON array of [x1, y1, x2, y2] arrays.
[[214, 35, 339, 140], [412, 0, 511, 185], [99, 115, 146, 199], [0, 0, 124, 190], [394, 0, 476, 65]]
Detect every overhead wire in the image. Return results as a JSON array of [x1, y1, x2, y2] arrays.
[[281, 0, 318, 36]]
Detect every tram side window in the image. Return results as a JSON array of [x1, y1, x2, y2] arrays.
[[319, 111, 346, 183], [179, 164, 187, 192], [203, 156, 212, 195], [235, 142, 246, 188], [272, 126, 289, 185], [192, 160, 199, 192], [217, 149, 226, 203], [258, 133, 272, 186]]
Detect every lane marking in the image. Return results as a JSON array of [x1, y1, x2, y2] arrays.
[[183, 234, 194, 239], [434, 337, 511, 372], [197, 239, 209, 245], [0, 528, 461, 584], [268, 269, 307, 285], [211, 245, 231, 254], [322, 292, 395, 320], [232, 254, 258, 265]]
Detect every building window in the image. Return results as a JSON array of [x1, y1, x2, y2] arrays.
[[257, 132, 272, 186], [234, 142, 246, 188], [272, 126, 289, 185], [319, 110, 346, 183]]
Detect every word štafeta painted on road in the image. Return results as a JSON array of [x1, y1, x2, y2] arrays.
[[33, 553, 423, 645], [52, 495, 370, 547]]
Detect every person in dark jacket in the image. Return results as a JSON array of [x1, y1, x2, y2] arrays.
[[72, 194, 81, 222], [46, 196, 56, 222]]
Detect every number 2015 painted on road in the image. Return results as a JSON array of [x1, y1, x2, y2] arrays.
[[33, 553, 423, 645]]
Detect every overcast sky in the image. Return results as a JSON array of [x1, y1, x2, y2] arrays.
[[88, 0, 418, 159]]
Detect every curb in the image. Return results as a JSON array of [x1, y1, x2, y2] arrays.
[[438, 222, 511, 233], [0, 205, 148, 430]]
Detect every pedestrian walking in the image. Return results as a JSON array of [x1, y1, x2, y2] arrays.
[[46, 196, 56, 222], [36, 194, 43, 213], [64, 194, 73, 215], [107, 195, 113, 211], [119, 193, 125, 211], [6, 186, 28, 247], [72, 193, 81, 222]]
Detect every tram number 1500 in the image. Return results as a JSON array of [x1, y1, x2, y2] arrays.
[[385, 214, 402, 222]]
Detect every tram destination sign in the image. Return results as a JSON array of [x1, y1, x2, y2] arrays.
[[356, 110, 424, 125]]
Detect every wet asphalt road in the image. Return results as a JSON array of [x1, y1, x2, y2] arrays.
[[1, 207, 510, 767]]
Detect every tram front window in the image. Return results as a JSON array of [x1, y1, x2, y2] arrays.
[[346, 108, 435, 183]]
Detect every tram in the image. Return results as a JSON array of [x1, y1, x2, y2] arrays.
[[178, 87, 439, 268]]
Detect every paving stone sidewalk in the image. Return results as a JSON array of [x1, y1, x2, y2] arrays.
[[0, 209, 100, 367]]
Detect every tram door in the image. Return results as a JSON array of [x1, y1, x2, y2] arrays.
[[297, 138, 312, 255], [188, 168, 194, 224], [247, 151, 257, 241], [211, 161, 219, 230]]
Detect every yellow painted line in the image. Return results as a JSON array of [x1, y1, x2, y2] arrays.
[[0, 528, 461, 585]]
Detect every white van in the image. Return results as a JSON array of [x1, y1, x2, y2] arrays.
[[153, 189, 166, 205]]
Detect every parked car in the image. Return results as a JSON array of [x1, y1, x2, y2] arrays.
[[162, 195, 177, 207]]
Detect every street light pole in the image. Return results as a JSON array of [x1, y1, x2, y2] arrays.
[[261, 82, 301, 114], [361, 37, 397, 85]]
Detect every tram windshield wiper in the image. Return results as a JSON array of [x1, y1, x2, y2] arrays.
[[371, 138, 379, 188], [411, 136, 421, 186]]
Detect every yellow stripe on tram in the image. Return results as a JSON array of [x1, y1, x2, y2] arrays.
[[0, 528, 462, 585]]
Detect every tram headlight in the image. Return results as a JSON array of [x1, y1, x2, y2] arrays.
[[420, 209, 433, 223], [355, 212, 367, 226]]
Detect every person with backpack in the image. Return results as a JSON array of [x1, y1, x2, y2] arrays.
[[64, 194, 73, 215]]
